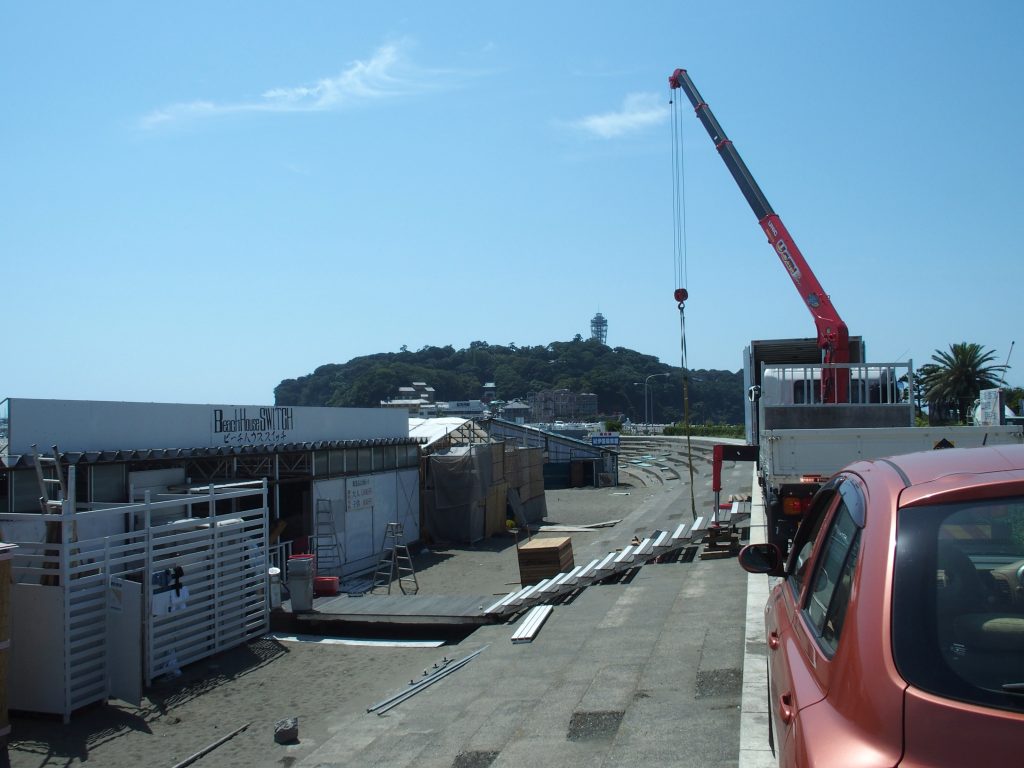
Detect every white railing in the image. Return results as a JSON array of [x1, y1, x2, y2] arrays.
[[4, 477, 269, 720], [269, 539, 294, 572], [760, 361, 913, 407]]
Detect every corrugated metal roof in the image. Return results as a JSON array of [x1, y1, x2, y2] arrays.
[[0, 436, 424, 470], [480, 417, 618, 456], [408, 417, 489, 448]]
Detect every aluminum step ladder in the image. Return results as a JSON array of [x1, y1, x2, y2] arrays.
[[370, 522, 418, 595], [32, 444, 67, 514], [311, 499, 344, 576], [32, 444, 68, 586]]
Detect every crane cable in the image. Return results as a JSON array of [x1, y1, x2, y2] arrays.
[[671, 83, 688, 293], [670, 82, 698, 521]]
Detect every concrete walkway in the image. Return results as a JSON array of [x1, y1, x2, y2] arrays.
[[294, 455, 769, 768], [738, 472, 777, 768]]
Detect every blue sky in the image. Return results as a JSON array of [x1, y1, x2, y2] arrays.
[[3, 2, 1022, 405]]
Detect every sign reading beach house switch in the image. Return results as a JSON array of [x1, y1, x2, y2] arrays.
[[212, 406, 295, 445]]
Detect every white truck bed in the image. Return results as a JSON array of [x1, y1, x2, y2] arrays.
[[763, 424, 1024, 484]]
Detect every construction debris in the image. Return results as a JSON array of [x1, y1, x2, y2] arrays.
[[700, 524, 742, 560], [367, 646, 489, 715], [273, 717, 299, 745]]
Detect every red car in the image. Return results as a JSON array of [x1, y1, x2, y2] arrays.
[[740, 444, 1024, 766]]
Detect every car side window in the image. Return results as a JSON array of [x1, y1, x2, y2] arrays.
[[787, 483, 840, 599], [804, 502, 861, 656]]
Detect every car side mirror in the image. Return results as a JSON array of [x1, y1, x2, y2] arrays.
[[738, 543, 784, 576]]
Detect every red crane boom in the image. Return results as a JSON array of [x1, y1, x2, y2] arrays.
[[669, 68, 850, 402]]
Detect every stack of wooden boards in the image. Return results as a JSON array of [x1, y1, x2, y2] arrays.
[[517, 536, 574, 586]]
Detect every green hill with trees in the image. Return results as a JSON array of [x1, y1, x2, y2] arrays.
[[274, 338, 745, 425]]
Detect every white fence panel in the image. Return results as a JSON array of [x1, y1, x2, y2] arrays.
[[3, 480, 269, 720], [146, 503, 268, 684]]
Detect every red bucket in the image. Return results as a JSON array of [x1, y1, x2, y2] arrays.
[[313, 576, 339, 596]]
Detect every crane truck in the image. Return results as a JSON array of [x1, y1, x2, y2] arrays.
[[669, 69, 1023, 551]]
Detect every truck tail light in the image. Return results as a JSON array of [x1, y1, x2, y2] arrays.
[[782, 496, 811, 517]]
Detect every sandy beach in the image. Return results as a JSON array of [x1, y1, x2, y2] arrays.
[[9, 482, 689, 768]]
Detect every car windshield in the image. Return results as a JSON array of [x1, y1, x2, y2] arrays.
[[893, 496, 1024, 713]]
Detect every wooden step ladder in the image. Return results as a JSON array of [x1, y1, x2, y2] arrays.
[[311, 499, 344, 576], [370, 522, 418, 595]]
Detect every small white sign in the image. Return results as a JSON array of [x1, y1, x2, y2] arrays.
[[348, 478, 375, 510], [976, 389, 1004, 427]]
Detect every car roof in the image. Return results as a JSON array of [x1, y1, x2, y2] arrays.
[[845, 444, 1024, 509], [877, 444, 1024, 487]]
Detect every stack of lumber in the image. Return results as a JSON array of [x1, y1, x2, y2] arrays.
[[517, 536, 574, 586]]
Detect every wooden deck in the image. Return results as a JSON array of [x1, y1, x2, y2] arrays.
[[285, 514, 732, 631]]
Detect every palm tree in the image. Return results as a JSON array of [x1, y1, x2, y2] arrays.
[[919, 343, 1006, 424]]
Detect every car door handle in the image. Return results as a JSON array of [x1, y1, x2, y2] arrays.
[[768, 630, 780, 650], [778, 692, 794, 724]]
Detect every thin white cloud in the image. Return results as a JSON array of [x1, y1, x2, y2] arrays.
[[140, 42, 429, 128], [572, 92, 668, 139]]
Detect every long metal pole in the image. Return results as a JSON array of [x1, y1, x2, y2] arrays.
[[645, 373, 670, 429], [170, 722, 251, 768], [367, 645, 489, 714]]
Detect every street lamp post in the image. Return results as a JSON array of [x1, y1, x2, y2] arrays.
[[644, 373, 671, 430]]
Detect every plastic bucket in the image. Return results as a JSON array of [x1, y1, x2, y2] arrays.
[[313, 576, 339, 596], [286, 555, 315, 612]]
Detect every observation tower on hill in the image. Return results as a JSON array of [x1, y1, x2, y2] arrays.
[[590, 312, 608, 344]]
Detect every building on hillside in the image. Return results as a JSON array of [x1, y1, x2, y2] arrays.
[[499, 400, 531, 424], [528, 389, 599, 421], [381, 397, 427, 415], [444, 400, 487, 419], [411, 382, 435, 403], [382, 380, 489, 420], [382, 382, 433, 415], [577, 392, 599, 418]]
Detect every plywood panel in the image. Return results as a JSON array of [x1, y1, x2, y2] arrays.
[[485, 481, 508, 538], [517, 536, 574, 586]]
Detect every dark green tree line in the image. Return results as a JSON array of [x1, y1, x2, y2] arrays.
[[274, 338, 746, 424]]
